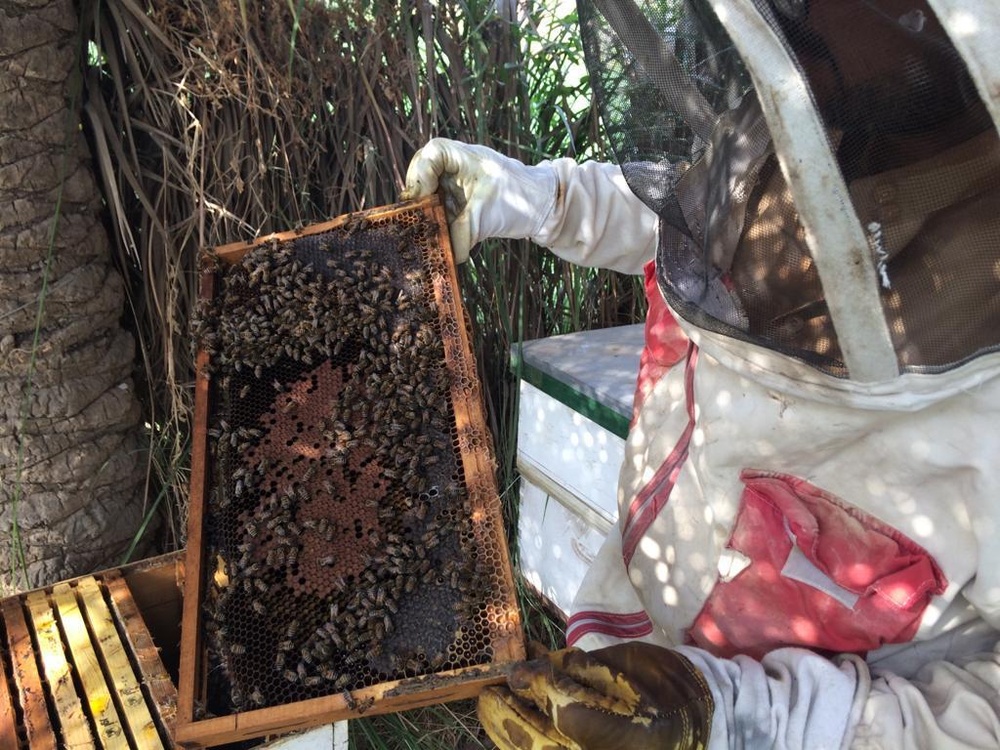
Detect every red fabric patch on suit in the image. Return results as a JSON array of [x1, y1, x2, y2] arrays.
[[632, 261, 688, 424], [687, 470, 947, 659], [566, 610, 653, 646], [622, 344, 697, 566]]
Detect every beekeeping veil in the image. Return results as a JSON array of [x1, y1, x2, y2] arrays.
[[579, 0, 1000, 382]]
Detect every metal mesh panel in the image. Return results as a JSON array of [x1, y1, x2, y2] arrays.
[[187, 200, 520, 725], [579, 0, 1000, 376], [759, 0, 1000, 372]]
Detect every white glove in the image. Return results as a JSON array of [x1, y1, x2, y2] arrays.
[[401, 138, 558, 263]]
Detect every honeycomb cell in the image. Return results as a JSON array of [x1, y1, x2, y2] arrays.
[[194, 205, 516, 717]]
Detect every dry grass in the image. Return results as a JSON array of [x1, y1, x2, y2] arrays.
[[83, 0, 643, 742], [85, 0, 642, 557]]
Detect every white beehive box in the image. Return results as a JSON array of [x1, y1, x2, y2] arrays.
[[514, 324, 644, 617]]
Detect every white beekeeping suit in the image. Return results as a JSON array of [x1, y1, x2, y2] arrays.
[[403, 0, 1000, 747]]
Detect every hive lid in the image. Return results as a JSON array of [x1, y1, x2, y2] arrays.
[[512, 324, 645, 439]]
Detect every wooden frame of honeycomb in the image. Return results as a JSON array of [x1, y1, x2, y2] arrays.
[[176, 196, 524, 747], [0, 555, 181, 749]]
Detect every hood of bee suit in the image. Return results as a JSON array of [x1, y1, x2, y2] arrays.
[[578, 0, 1000, 386]]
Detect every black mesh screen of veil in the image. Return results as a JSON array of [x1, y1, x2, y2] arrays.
[[578, 0, 1000, 376]]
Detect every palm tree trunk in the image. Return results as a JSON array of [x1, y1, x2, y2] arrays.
[[0, 0, 149, 591]]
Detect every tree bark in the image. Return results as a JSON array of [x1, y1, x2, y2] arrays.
[[0, 0, 148, 592]]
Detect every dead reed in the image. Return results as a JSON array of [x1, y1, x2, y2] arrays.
[[83, 1, 643, 742]]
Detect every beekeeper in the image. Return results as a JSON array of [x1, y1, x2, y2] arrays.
[[403, 0, 1000, 747]]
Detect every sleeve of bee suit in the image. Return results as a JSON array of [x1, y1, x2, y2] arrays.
[[402, 139, 657, 272], [672, 626, 1000, 749], [668, 645, 864, 750], [533, 158, 659, 275], [847, 634, 1000, 749]]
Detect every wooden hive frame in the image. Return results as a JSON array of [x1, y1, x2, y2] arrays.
[[176, 195, 525, 747], [0, 556, 181, 749]]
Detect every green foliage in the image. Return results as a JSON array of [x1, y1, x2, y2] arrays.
[[349, 701, 491, 750]]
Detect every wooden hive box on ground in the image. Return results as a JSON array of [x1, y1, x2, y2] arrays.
[[0, 555, 181, 749], [177, 196, 525, 747]]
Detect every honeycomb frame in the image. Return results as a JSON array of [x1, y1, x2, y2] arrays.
[[177, 196, 524, 747]]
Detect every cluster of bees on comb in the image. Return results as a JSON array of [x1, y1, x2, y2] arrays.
[[194, 212, 496, 713]]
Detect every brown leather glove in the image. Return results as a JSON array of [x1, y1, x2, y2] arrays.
[[478, 643, 713, 750]]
